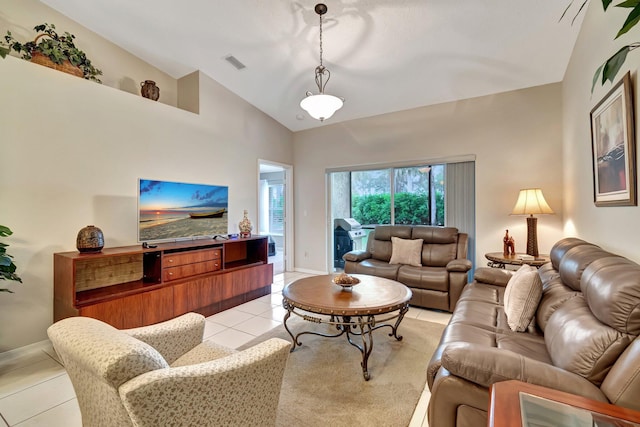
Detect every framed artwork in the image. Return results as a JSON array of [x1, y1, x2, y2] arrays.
[[590, 72, 636, 207]]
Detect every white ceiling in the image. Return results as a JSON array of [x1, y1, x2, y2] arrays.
[[41, 0, 584, 132]]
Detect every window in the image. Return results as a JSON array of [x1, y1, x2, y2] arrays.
[[332, 165, 445, 227], [269, 184, 284, 234]]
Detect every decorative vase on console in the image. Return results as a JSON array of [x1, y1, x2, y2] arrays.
[[239, 210, 252, 238], [140, 80, 160, 101], [76, 225, 104, 253]]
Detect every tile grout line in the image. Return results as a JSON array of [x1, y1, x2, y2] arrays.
[[10, 397, 77, 427]]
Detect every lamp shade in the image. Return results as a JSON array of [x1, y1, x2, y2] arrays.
[[511, 188, 554, 215], [300, 93, 344, 121]]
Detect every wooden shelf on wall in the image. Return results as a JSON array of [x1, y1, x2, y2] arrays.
[[54, 236, 272, 329]]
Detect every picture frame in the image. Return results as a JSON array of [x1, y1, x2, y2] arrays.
[[590, 71, 636, 207]]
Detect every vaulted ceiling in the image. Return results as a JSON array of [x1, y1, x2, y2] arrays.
[[41, 0, 584, 132]]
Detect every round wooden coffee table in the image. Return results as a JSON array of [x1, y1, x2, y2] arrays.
[[282, 274, 412, 380]]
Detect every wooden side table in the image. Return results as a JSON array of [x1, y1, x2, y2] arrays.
[[488, 380, 640, 427], [485, 252, 550, 269]]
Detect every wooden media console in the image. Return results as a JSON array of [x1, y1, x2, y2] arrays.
[[54, 236, 272, 328]]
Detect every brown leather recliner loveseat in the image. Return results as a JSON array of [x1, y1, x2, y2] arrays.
[[343, 225, 472, 312], [427, 237, 640, 427]]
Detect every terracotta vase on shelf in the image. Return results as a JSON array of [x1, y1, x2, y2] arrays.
[[140, 80, 160, 101], [239, 210, 253, 238]]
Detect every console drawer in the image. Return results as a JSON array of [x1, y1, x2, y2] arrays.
[[163, 260, 221, 282], [164, 249, 221, 268]]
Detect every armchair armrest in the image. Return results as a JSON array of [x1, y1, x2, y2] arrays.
[[441, 343, 607, 402], [446, 259, 472, 273], [123, 312, 205, 365], [343, 250, 371, 262], [120, 338, 291, 427], [473, 267, 513, 287]]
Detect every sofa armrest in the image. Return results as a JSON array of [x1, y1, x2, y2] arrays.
[[446, 259, 472, 273], [473, 267, 513, 287], [343, 250, 371, 262], [441, 343, 607, 402], [123, 312, 205, 365]]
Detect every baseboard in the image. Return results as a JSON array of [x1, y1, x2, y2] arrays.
[[0, 339, 53, 364], [293, 267, 327, 275]]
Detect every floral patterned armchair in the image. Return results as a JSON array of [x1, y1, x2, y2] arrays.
[[47, 312, 291, 427]]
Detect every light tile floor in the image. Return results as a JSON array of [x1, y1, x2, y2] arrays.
[[0, 271, 450, 427]]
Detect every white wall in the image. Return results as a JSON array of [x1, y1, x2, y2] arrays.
[[293, 84, 565, 272], [0, 60, 292, 352], [562, 2, 640, 261]]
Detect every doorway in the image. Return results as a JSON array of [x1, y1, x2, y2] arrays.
[[258, 160, 293, 274]]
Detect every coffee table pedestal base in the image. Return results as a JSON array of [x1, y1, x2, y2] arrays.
[[282, 301, 409, 381]]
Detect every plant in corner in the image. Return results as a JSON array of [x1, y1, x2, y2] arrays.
[[562, 0, 640, 91], [2, 23, 102, 82], [0, 225, 22, 293]]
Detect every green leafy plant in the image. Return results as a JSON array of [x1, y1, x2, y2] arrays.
[[3, 23, 102, 82], [562, 0, 640, 91], [0, 226, 22, 293]]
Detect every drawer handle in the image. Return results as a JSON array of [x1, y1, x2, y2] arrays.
[[168, 259, 173, 263], [169, 272, 173, 275]]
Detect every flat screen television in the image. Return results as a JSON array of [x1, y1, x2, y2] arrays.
[[138, 178, 229, 243]]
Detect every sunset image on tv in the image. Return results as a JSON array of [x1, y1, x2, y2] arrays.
[[138, 179, 229, 242]]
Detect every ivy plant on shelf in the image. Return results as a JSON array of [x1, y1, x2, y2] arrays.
[[2, 23, 102, 82], [0, 226, 22, 293], [563, 0, 640, 91]]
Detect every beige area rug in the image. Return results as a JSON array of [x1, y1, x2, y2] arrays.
[[239, 315, 445, 427]]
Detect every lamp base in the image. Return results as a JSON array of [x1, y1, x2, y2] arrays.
[[525, 216, 539, 258]]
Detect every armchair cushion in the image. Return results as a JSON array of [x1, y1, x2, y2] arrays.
[[389, 236, 423, 266], [171, 340, 238, 367], [124, 312, 205, 365]]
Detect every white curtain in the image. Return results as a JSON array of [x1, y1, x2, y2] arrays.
[[445, 161, 476, 278]]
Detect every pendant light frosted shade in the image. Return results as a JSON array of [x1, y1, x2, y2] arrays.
[[300, 93, 344, 121], [301, 4, 344, 122]]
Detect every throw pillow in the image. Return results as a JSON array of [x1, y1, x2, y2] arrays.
[[504, 265, 543, 332], [389, 237, 423, 266]]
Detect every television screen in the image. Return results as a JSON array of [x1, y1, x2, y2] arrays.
[[138, 179, 229, 242]]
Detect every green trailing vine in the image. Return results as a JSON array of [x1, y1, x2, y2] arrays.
[[2, 23, 102, 82], [563, 0, 640, 91]]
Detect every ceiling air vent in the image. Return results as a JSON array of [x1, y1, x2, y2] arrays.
[[224, 55, 246, 70]]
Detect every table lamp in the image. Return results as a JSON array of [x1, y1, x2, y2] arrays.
[[510, 188, 554, 257]]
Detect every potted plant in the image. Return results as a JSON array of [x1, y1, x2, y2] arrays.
[[0, 225, 22, 293], [3, 23, 102, 82]]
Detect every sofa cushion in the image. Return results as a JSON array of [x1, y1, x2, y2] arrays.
[[559, 245, 613, 291], [580, 256, 640, 334], [549, 237, 594, 270], [411, 226, 458, 244], [545, 296, 634, 386], [389, 236, 423, 266], [504, 265, 543, 332], [398, 265, 448, 291]]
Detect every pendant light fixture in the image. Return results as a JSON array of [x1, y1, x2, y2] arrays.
[[300, 3, 344, 122]]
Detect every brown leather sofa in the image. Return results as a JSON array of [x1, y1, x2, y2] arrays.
[[427, 237, 640, 427], [343, 225, 471, 312]]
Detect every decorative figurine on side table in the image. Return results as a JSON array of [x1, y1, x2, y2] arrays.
[[503, 229, 515, 256]]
